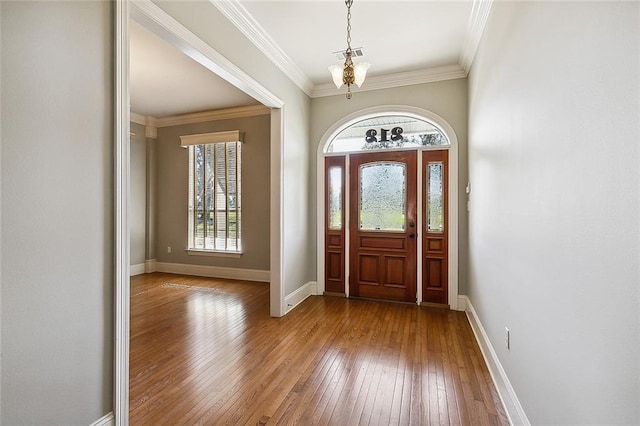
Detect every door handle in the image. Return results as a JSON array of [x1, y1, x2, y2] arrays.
[[409, 232, 415, 238]]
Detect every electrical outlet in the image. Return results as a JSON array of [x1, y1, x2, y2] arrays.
[[505, 327, 510, 350], [167, 246, 172, 254]]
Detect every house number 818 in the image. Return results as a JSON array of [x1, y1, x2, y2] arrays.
[[365, 127, 403, 143]]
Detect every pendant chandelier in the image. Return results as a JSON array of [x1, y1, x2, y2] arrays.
[[328, 0, 370, 99]]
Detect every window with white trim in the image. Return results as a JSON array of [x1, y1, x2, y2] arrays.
[[181, 131, 242, 253]]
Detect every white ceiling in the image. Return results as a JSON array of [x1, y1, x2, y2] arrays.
[[239, 1, 472, 83], [130, 0, 482, 118], [130, 20, 260, 118]]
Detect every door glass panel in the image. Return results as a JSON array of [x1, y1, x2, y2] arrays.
[[427, 162, 444, 233], [359, 162, 405, 231], [328, 166, 343, 229]]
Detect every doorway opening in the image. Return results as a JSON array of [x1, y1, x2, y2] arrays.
[[317, 107, 459, 307], [116, 2, 285, 424]]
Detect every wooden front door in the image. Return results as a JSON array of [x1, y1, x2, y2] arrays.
[[349, 151, 417, 302]]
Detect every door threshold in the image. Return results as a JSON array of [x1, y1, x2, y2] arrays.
[[420, 301, 450, 309], [323, 291, 346, 298], [349, 296, 418, 306]]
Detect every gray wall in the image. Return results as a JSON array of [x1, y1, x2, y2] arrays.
[[468, 2, 639, 423], [156, 115, 270, 271], [310, 79, 469, 294], [131, 122, 147, 266], [1, 1, 113, 424]]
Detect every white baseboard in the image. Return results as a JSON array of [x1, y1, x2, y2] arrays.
[[145, 258, 157, 273], [155, 261, 270, 282], [456, 295, 467, 311], [90, 412, 114, 426], [130, 263, 145, 276], [284, 281, 317, 314], [462, 295, 531, 426]]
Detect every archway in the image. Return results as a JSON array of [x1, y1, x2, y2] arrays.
[[316, 106, 460, 309]]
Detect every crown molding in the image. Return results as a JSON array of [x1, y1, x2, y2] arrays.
[[130, 113, 158, 128], [130, 112, 158, 138], [211, 0, 492, 97], [134, 0, 491, 106], [145, 119, 158, 139], [311, 65, 467, 98], [130, 112, 146, 126], [130, 105, 269, 128], [459, 0, 494, 74], [156, 104, 270, 127], [210, 0, 315, 96]]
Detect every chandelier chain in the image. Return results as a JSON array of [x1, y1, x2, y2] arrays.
[[345, 0, 353, 53], [328, 0, 366, 100]]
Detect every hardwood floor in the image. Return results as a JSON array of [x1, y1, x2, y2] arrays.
[[130, 273, 508, 425]]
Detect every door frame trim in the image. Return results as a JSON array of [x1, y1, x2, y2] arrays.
[[316, 105, 460, 310]]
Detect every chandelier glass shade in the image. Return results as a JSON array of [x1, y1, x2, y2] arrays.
[[328, 0, 370, 99]]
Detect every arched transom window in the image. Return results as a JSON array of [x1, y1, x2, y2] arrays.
[[326, 114, 449, 153]]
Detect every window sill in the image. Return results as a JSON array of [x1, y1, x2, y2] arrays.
[[185, 249, 243, 258]]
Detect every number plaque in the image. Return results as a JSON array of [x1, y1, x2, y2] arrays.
[[365, 127, 403, 143]]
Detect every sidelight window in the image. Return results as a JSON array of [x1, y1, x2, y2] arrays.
[[427, 162, 444, 232], [328, 166, 343, 230]]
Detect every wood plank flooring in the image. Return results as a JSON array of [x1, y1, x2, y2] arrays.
[[130, 273, 509, 425]]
